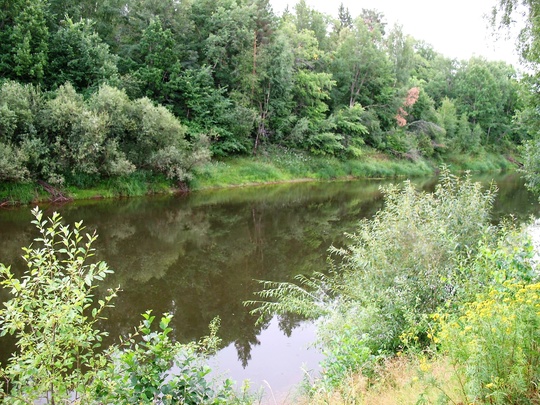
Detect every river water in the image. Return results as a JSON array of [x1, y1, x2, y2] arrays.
[[0, 173, 538, 399]]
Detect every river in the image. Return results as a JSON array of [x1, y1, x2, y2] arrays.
[[0, 173, 538, 400]]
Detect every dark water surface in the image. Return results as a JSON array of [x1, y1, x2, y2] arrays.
[[0, 173, 538, 398]]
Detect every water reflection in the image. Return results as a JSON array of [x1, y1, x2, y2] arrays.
[[0, 174, 538, 386]]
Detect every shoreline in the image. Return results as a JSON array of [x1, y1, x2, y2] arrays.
[[0, 151, 518, 207]]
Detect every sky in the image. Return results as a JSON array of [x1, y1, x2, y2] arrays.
[[269, 0, 523, 66]]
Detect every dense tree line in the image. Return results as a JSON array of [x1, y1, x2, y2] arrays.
[[0, 0, 524, 186], [491, 0, 540, 195]]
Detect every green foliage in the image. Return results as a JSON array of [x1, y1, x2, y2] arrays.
[[437, 97, 458, 141], [0, 80, 42, 143], [0, 208, 118, 403], [95, 314, 236, 404], [317, 324, 379, 390], [0, 182, 39, 205], [520, 137, 540, 195], [0, 0, 525, 192], [385, 24, 415, 87], [0, 81, 209, 186], [47, 18, 118, 93], [331, 17, 393, 114], [492, 1, 540, 68], [0, 142, 30, 182], [0, 209, 249, 404], [6, 0, 49, 83], [438, 243, 540, 404], [327, 104, 368, 157], [44, 83, 109, 177], [326, 169, 496, 349], [456, 112, 473, 153], [250, 169, 499, 388], [191, 147, 434, 189]]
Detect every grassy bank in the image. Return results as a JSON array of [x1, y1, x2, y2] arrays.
[[190, 147, 515, 190], [297, 355, 463, 405], [0, 171, 174, 206], [0, 147, 516, 205]]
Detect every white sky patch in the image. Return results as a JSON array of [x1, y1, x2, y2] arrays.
[[270, 0, 523, 66]]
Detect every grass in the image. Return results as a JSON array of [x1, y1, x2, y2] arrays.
[[0, 172, 175, 206], [66, 172, 174, 199], [444, 151, 515, 172], [0, 182, 46, 205], [190, 146, 516, 191], [295, 355, 465, 405], [190, 147, 437, 190], [0, 147, 517, 205]]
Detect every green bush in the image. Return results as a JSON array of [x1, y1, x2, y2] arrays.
[[440, 280, 540, 404], [250, 169, 499, 390], [431, 231, 540, 404], [521, 137, 540, 195], [327, 168, 496, 351], [0, 142, 29, 182], [0, 209, 249, 404]]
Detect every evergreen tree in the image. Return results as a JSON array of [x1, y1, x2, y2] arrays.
[[47, 18, 118, 92], [337, 3, 352, 31]]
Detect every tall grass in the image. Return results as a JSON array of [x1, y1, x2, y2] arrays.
[[0, 182, 42, 205], [63, 172, 174, 201], [190, 147, 436, 190], [445, 151, 514, 172], [297, 356, 463, 405]]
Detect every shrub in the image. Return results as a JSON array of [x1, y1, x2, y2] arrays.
[[521, 137, 540, 195], [331, 168, 496, 350], [435, 233, 540, 404], [440, 280, 540, 404], [0, 208, 248, 404], [0, 142, 29, 182], [250, 169, 499, 389]]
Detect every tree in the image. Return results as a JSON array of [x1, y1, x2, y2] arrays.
[[454, 59, 499, 131], [491, 0, 540, 68], [337, 3, 352, 32], [47, 17, 118, 93], [0, 0, 49, 84], [412, 42, 457, 106], [456, 112, 472, 153], [46, 0, 122, 38], [133, 17, 177, 102], [293, 0, 330, 50], [250, 32, 295, 153], [386, 24, 415, 87], [330, 16, 393, 114], [437, 97, 459, 140], [454, 58, 519, 146]]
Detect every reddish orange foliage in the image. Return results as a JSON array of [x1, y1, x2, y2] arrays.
[[395, 87, 420, 127]]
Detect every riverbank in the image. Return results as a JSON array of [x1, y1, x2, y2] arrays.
[[0, 147, 517, 206], [293, 220, 540, 405]]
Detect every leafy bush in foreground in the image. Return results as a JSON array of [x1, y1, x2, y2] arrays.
[[0, 208, 247, 404], [436, 235, 540, 404]]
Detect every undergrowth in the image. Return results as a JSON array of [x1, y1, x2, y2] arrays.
[[250, 168, 539, 404]]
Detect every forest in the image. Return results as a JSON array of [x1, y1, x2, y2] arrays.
[[0, 0, 528, 194], [3, 1, 540, 403]]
